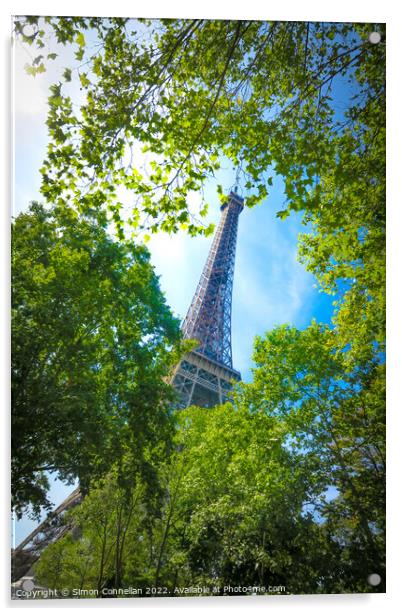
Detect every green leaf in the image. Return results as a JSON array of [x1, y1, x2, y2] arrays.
[[75, 31, 85, 47], [63, 67, 72, 82]]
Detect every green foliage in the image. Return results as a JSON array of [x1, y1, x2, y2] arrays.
[[151, 403, 329, 593], [241, 323, 385, 591], [13, 18, 385, 243], [34, 327, 385, 594], [12, 202, 182, 518], [297, 32, 385, 366], [34, 469, 149, 592]]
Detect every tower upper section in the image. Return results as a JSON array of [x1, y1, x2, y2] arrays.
[[181, 191, 243, 368]]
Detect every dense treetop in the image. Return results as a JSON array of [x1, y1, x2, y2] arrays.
[[12, 203, 183, 517]]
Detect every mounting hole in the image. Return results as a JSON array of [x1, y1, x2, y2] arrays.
[[367, 573, 381, 586], [22, 24, 36, 38], [22, 579, 35, 591], [368, 32, 381, 44]]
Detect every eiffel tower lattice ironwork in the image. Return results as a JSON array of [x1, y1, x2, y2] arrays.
[[170, 190, 243, 408]]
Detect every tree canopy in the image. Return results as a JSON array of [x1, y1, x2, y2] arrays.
[[12, 203, 182, 518], [14, 18, 384, 225], [34, 324, 385, 593]]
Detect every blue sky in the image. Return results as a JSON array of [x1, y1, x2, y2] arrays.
[[12, 20, 337, 544], [148, 173, 335, 382]]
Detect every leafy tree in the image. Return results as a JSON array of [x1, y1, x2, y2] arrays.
[[34, 469, 148, 593], [153, 402, 328, 594], [241, 323, 385, 592], [34, 319, 385, 594], [298, 38, 385, 365], [33, 402, 321, 594], [12, 202, 182, 518]]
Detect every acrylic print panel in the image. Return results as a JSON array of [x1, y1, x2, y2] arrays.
[[11, 15, 385, 600]]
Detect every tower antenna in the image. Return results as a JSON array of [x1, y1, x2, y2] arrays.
[[232, 160, 243, 196]]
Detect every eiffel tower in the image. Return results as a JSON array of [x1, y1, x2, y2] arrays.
[[171, 189, 243, 407], [12, 189, 244, 585]]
